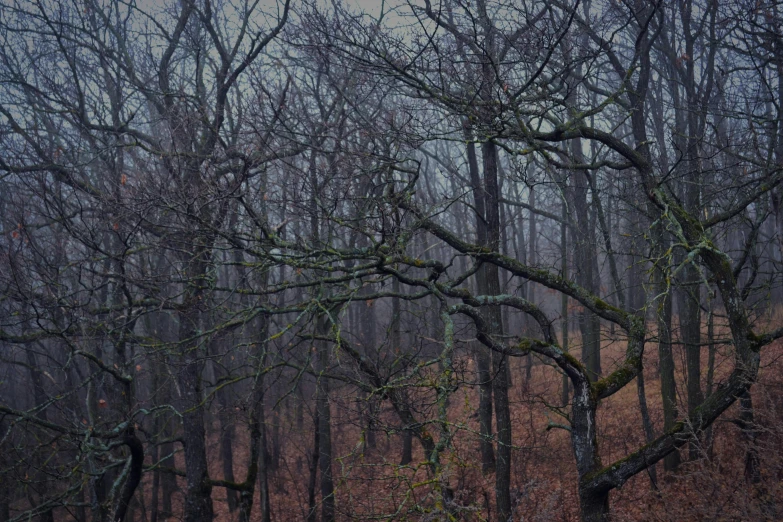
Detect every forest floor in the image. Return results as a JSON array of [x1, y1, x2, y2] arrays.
[[145, 309, 783, 521]]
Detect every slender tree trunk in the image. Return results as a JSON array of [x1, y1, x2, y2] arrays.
[[526, 185, 537, 381], [568, 169, 601, 380], [649, 56, 680, 474], [465, 136, 496, 473], [359, 272, 377, 450], [681, 0, 704, 461], [315, 315, 335, 522], [0, 417, 10, 522], [705, 305, 716, 457], [481, 142, 512, 521], [397, 274, 413, 467], [112, 432, 144, 522], [307, 409, 320, 522], [561, 201, 570, 406], [238, 310, 271, 522], [739, 391, 761, 484], [400, 427, 413, 466], [653, 216, 680, 472], [25, 347, 56, 522], [149, 363, 162, 522], [159, 425, 176, 519], [218, 393, 238, 512], [680, 275, 702, 461], [637, 371, 657, 487]]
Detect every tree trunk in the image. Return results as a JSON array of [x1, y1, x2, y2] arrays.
[[465, 136, 496, 473], [481, 141, 512, 521], [149, 361, 163, 522], [680, 273, 702, 461], [238, 310, 271, 522], [705, 305, 716, 457], [0, 418, 10, 522], [636, 371, 657, 487], [579, 491, 610, 522], [653, 219, 680, 472], [307, 409, 320, 522], [316, 316, 335, 522], [400, 428, 413, 466], [526, 184, 537, 381], [218, 395, 238, 512], [569, 172, 601, 380], [25, 347, 57, 522], [176, 235, 215, 522], [571, 377, 608, 522], [739, 391, 761, 484], [561, 200, 570, 406], [178, 355, 213, 522], [681, 0, 704, 461]]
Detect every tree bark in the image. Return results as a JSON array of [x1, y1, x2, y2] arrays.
[[481, 141, 512, 522], [561, 200, 570, 406], [526, 184, 537, 381], [739, 391, 761, 484], [306, 409, 320, 522], [465, 136, 496, 473], [653, 218, 681, 472], [238, 312, 271, 522], [316, 315, 335, 522]]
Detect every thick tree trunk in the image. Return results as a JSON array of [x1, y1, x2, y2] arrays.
[[178, 356, 214, 522], [570, 376, 608, 522], [579, 491, 610, 522], [174, 230, 216, 522]]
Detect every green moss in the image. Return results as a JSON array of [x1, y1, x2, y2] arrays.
[[743, 333, 765, 355], [581, 449, 635, 486], [594, 298, 623, 314], [517, 339, 533, 353], [592, 357, 640, 399], [562, 351, 585, 371]]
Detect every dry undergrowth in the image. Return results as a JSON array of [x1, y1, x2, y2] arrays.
[[136, 309, 783, 521]]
